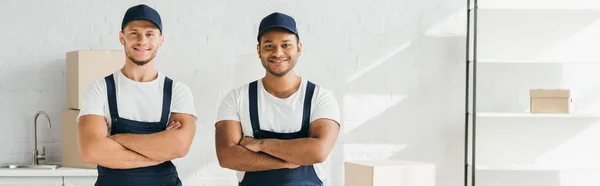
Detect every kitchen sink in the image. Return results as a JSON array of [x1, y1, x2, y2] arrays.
[[0, 111, 62, 170], [0, 164, 60, 169]]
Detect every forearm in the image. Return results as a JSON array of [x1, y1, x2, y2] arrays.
[[260, 138, 328, 166], [82, 138, 162, 169], [218, 144, 291, 172], [111, 130, 187, 161]]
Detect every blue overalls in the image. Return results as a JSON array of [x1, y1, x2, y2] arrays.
[[239, 80, 322, 186], [95, 74, 182, 186]]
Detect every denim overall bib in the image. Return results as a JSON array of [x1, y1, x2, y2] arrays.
[[95, 74, 182, 186], [239, 80, 322, 186]]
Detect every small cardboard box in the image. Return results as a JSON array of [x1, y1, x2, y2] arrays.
[[344, 160, 435, 186], [67, 50, 124, 109], [530, 89, 572, 113], [61, 109, 97, 169]]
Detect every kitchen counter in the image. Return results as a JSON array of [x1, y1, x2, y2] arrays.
[[0, 167, 97, 177]]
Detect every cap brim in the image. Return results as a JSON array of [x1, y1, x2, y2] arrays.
[[122, 17, 162, 32], [258, 25, 298, 41]]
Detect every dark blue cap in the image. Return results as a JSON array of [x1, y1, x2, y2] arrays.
[[121, 4, 162, 33], [257, 12, 299, 42]]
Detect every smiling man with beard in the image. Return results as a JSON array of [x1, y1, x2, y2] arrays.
[[76, 4, 197, 186], [215, 12, 342, 186]]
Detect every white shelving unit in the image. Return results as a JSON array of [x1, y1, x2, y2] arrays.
[[476, 112, 600, 118], [465, 0, 600, 186], [473, 59, 600, 64]]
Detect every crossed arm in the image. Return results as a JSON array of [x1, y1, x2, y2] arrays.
[[77, 113, 196, 169], [215, 120, 298, 171], [107, 113, 196, 161], [215, 118, 340, 171]]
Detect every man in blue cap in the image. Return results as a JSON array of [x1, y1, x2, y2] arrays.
[[77, 4, 197, 186], [215, 12, 341, 186]]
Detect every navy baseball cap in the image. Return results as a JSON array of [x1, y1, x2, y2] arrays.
[[121, 4, 162, 33], [257, 12, 299, 42]]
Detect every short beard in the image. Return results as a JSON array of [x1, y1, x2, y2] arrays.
[[124, 41, 156, 66], [127, 54, 152, 66], [266, 67, 291, 77], [261, 57, 294, 77]]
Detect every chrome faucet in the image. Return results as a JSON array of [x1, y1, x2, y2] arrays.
[[33, 111, 51, 165]]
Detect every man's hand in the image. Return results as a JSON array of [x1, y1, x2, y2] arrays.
[[283, 162, 301, 169], [239, 136, 262, 152], [166, 121, 182, 130], [238, 136, 300, 169]]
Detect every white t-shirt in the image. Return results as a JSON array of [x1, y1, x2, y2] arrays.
[[76, 70, 197, 132], [216, 77, 341, 183]]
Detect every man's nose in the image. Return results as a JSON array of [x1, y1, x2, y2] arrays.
[[272, 47, 284, 57], [135, 34, 149, 44]]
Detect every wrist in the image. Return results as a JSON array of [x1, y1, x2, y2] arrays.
[[108, 134, 120, 141], [110, 134, 129, 145], [257, 139, 266, 152]]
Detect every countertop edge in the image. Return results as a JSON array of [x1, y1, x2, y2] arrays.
[[0, 167, 98, 177]]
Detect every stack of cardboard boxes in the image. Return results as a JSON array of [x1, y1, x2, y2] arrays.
[[61, 50, 124, 169]]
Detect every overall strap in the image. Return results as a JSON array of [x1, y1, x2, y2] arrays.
[[249, 81, 260, 133], [301, 81, 316, 134], [159, 77, 174, 124], [104, 74, 119, 119]]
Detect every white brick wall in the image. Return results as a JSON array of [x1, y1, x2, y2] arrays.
[[0, 0, 466, 185]]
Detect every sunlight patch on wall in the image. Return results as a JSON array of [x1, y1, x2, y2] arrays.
[[425, 10, 467, 37], [345, 42, 411, 84], [342, 94, 407, 134]]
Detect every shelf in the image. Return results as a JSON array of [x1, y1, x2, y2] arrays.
[[468, 59, 600, 64], [471, 7, 600, 11], [473, 112, 600, 118], [475, 164, 600, 171], [469, 1, 600, 10]]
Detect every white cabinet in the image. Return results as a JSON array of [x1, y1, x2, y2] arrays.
[[0, 176, 96, 186], [63, 176, 97, 186], [0, 177, 63, 186], [0, 167, 97, 186]]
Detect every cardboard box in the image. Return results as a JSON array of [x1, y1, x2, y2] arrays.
[[344, 160, 435, 186], [61, 109, 97, 169], [67, 50, 124, 109], [530, 89, 572, 113]]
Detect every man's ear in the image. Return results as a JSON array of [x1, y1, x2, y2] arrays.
[[297, 41, 303, 57], [158, 34, 164, 47], [119, 31, 125, 45], [256, 44, 261, 58]]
